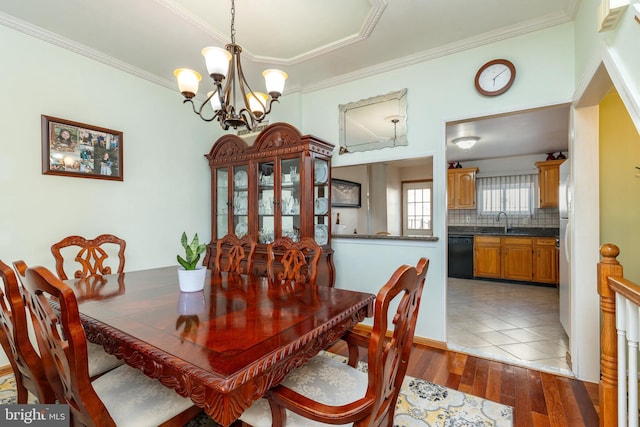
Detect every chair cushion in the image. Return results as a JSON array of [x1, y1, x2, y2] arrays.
[[92, 364, 194, 427], [240, 352, 368, 427], [86, 341, 124, 378]]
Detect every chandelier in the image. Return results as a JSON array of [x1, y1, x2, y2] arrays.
[[174, 0, 288, 131]]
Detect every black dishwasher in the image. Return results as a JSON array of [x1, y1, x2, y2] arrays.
[[448, 234, 474, 278]]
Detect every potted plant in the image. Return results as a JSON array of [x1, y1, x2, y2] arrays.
[[177, 232, 207, 292]]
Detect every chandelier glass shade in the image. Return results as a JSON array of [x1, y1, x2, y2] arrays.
[[174, 0, 288, 131]]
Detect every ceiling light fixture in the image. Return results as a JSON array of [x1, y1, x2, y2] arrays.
[[385, 114, 404, 145], [173, 0, 288, 131], [452, 136, 479, 150]]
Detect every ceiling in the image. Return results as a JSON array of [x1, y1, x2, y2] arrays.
[[0, 0, 577, 160]]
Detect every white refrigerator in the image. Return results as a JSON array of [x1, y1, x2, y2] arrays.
[[558, 160, 571, 335]]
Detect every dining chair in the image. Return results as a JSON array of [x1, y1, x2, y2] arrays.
[[239, 257, 429, 427], [12, 261, 125, 383], [51, 234, 126, 280], [0, 259, 55, 404], [266, 237, 321, 285], [21, 265, 201, 427], [215, 234, 257, 274]]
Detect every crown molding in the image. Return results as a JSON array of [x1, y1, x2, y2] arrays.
[[0, 6, 576, 98], [156, 0, 387, 66], [302, 12, 574, 94], [154, 0, 227, 44], [251, 0, 387, 65], [0, 11, 177, 93]]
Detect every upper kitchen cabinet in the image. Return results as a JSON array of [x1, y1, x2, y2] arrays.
[[448, 167, 478, 209], [536, 159, 565, 208]]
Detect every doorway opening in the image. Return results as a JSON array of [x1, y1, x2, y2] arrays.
[[445, 104, 571, 375]]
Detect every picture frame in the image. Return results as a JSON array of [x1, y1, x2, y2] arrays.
[[331, 179, 361, 208], [41, 115, 123, 181]]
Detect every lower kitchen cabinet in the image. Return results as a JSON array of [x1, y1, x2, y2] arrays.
[[503, 237, 533, 281], [473, 236, 502, 278], [474, 235, 558, 285], [534, 237, 558, 284]]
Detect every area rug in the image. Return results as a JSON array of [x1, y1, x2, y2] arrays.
[[0, 354, 513, 426]]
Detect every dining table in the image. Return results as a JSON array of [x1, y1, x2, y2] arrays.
[[62, 267, 375, 426]]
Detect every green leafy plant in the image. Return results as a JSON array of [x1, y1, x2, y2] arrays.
[[177, 232, 206, 270]]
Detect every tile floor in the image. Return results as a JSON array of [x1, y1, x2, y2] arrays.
[[447, 277, 572, 376]]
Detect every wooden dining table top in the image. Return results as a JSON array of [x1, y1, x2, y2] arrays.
[[64, 266, 375, 426]]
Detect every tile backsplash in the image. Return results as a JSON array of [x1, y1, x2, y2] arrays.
[[447, 208, 559, 228]]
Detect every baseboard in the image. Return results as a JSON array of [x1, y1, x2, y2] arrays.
[[352, 324, 447, 350]]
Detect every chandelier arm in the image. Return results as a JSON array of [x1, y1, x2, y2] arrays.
[[236, 109, 257, 129], [185, 99, 223, 123], [234, 52, 266, 116]]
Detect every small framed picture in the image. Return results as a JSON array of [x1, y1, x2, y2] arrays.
[[41, 115, 123, 181], [331, 179, 361, 208]]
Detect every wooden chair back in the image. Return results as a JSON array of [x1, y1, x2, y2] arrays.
[[263, 258, 429, 427], [21, 265, 115, 425], [51, 234, 126, 280], [266, 237, 321, 284], [0, 260, 55, 404], [363, 257, 429, 425], [215, 234, 256, 274]]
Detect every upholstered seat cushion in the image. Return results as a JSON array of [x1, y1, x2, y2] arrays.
[[86, 341, 123, 378], [239, 352, 368, 427], [92, 364, 194, 427]]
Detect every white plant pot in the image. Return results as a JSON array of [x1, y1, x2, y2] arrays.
[[177, 266, 207, 292]]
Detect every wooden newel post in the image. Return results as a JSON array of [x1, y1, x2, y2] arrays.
[[598, 243, 622, 427]]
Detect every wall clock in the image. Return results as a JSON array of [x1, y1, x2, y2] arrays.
[[474, 59, 516, 96]]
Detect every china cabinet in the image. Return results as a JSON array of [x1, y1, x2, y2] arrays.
[[203, 123, 336, 286]]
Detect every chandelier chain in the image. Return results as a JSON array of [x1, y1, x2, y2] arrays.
[[230, 0, 236, 44]]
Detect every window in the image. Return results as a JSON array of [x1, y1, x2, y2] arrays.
[[403, 181, 432, 236], [476, 174, 536, 216]]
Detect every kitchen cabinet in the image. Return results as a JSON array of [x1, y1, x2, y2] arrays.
[[473, 236, 501, 278], [536, 159, 565, 208], [534, 237, 558, 284], [203, 123, 336, 286], [474, 235, 558, 285], [448, 167, 478, 209], [503, 237, 533, 282]]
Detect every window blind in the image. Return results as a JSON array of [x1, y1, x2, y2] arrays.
[[476, 174, 537, 216]]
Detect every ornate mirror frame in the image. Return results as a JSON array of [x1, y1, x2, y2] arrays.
[[338, 89, 407, 154]]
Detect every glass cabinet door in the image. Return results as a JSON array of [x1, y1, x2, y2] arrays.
[[232, 165, 249, 238], [215, 168, 229, 239], [257, 161, 275, 243], [280, 157, 301, 241], [313, 158, 330, 245]]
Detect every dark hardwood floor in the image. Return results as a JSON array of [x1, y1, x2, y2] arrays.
[[329, 341, 600, 427]]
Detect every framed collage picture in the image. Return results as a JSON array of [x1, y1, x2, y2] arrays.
[[41, 115, 123, 181]]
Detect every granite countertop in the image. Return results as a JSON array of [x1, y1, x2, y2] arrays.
[[332, 234, 439, 242], [448, 226, 559, 238]]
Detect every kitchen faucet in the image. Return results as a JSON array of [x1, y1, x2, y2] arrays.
[[496, 211, 509, 233]]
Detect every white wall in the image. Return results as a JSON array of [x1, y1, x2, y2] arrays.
[[0, 25, 220, 365], [570, 0, 640, 382], [302, 24, 575, 342]]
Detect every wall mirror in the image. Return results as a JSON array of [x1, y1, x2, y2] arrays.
[[338, 89, 407, 153]]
